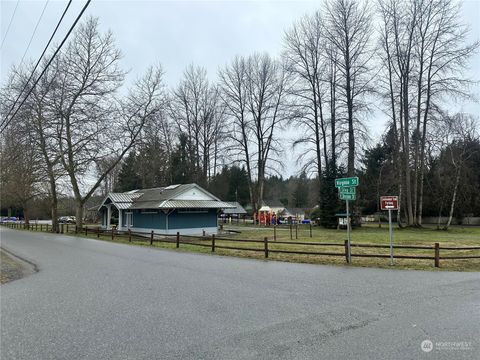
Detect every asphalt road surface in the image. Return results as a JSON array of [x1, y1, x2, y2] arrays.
[[1, 228, 478, 359]]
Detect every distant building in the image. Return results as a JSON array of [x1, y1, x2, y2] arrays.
[[221, 202, 247, 218], [261, 200, 286, 214], [98, 184, 234, 235]]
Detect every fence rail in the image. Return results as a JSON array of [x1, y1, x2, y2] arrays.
[[1, 221, 479, 268]]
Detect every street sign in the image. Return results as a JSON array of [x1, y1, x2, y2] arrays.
[[335, 177, 359, 188], [335, 177, 359, 265], [380, 196, 399, 210], [380, 195, 398, 266], [339, 193, 356, 200], [339, 186, 356, 195]]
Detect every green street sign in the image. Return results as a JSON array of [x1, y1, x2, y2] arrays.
[[335, 177, 359, 188], [339, 193, 356, 201], [339, 186, 356, 194]]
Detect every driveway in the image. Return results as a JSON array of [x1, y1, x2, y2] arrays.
[[1, 228, 478, 359]]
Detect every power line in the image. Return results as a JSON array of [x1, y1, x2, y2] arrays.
[[19, 0, 51, 67], [0, 0, 20, 49], [1, 0, 92, 133], [0, 0, 73, 130]]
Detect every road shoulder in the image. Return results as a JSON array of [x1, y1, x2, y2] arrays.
[[0, 247, 38, 284]]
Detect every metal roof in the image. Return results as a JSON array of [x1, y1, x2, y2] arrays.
[[261, 200, 285, 208], [109, 192, 142, 203], [99, 184, 234, 211], [98, 191, 143, 210], [222, 202, 247, 214]]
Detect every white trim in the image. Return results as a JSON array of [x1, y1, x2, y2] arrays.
[[107, 205, 112, 229], [118, 209, 123, 229]]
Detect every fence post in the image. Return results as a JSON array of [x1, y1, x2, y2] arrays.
[[264, 237, 269, 258], [85, 227, 88, 236], [61, 224, 64, 234], [176, 232, 180, 248], [211, 234, 215, 252], [111, 228, 114, 241], [203, 229, 206, 237], [290, 224, 293, 240], [97, 228, 100, 238], [274, 224, 277, 241], [150, 230, 154, 245], [128, 229, 132, 242], [35, 223, 38, 231], [434, 243, 440, 268], [309, 222, 312, 238], [295, 224, 298, 239], [344, 240, 350, 264]]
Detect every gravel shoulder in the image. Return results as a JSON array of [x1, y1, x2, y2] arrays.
[[0, 248, 37, 284]]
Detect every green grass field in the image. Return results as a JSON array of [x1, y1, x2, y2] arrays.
[[3, 222, 480, 271], [208, 223, 480, 271]]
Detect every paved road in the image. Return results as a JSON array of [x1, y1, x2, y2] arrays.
[[1, 228, 478, 359]]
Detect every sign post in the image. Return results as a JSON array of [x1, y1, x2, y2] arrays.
[[346, 199, 351, 263], [380, 196, 399, 266], [335, 177, 359, 264]]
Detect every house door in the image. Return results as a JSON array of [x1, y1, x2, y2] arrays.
[[126, 213, 133, 228]]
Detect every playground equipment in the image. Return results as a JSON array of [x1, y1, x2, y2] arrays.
[[254, 206, 277, 226]]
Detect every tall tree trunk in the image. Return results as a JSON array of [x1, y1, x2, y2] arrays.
[[444, 168, 460, 230], [75, 202, 84, 231], [346, 64, 355, 176], [330, 67, 336, 169], [403, 81, 414, 226], [49, 177, 59, 233]]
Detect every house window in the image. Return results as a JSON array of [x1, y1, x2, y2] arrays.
[[126, 212, 133, 228]]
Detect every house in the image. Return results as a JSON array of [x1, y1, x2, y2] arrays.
[[98, 184, 234, 235]]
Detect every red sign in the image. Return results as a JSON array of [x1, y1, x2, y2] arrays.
[[380, 196, 399, 210]]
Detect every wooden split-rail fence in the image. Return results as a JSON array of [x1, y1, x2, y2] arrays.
[[2, 221, 479, 268]]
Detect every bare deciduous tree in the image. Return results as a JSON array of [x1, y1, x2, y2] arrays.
[[220, 53, 292, 211], [324, 0, 374, 176], [284, 11, 329, 191], [52, 17, 166, 228], [378, 0, 479, 226]]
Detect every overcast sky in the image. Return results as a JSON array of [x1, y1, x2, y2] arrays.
[[1, 0, 479, 176]]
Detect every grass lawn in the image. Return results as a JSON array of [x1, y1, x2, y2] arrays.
[[3, 222, 480, 271]]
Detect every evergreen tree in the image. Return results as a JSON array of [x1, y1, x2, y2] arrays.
[[115, 151, 141, 192], [227, 166, 250, 205], [319, 164, 343, 228], [171, 133, 194, 184], [292, 171, 309, 208]]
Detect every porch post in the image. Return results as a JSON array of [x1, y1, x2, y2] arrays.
[[107, 205, 111, 229], [118, 209, 123, 230]]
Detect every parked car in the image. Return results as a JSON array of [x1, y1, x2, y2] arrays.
[[58, 216, 76, 224], [1, 216, 18, 222]]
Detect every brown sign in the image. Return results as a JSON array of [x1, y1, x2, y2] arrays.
[[380, 196, 399, 210]]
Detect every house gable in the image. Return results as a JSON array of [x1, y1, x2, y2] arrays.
[[175, 186, 215, 201]]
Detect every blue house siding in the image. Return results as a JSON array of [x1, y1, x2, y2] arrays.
[[126, 209, 217, 231], [168, 209, 218, 229], [132, 210, 166, 229]]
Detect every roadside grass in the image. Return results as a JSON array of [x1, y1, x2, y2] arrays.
[[3, 223, 479, 271], [0, 250, 26, 284]]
